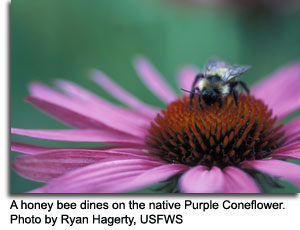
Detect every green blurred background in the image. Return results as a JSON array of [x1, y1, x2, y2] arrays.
[[11, 0, 300, 193]]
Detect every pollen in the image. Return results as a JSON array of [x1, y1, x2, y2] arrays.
[[146, 94, 285, 168]]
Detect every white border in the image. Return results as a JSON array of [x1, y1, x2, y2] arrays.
[[1, 0, 299, 229], [1, 0, 10, 226]]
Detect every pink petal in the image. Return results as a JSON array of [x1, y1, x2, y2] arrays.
[[241, 159, 300, 188], [271, 152, 300, 161], [13, 149, 156, 182], [223, 167, 260, 193], [26, 96, 106, 129], [30, 158, 163, 193], [179, 166, 224, 193], [271, 142, 300, 161], [282, 117, 300, 144], [28, 83, 148, 137], [252, 61, 300, 119], [55, 80, 152, 127], [107, 164, 188, 192], [54, 79, 114, 106], [177, 66, 200, 93], [134, 56, 177, 103], [90, 69, 159, 118], [11, 128, 145, 145]]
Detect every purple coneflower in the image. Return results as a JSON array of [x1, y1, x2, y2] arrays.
[[11, 57, 300, 193]]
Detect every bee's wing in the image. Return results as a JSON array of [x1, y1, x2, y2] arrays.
[[206, 59, 228, 70], [223, 65, 251, 82]]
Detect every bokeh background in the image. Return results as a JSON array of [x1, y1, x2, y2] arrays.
[[11, 0, 300, 193]]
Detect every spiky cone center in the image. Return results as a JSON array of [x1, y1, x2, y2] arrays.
[[146, 94, 286, 168]]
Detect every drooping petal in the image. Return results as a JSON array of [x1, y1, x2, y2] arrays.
[[134, 56, 177, 103], [90, 70, 159, 118], [55, 80, 152, 127], [252, 61, 300, 119], [223, 167, 261, 193], [11, 128, 145, 145], [30, 158, 163, 193], [179, 166, 224, 193], [12, 151, 104, 182], [12, 149, 157, 182], [241, 159, 300, 188], [28, 83, 148, 137], [177, 66, 199, 93], [107, 164, 188, 193]]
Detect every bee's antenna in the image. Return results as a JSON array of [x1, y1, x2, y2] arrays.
[[181, 88, 202, 96], [181, 88, 192, 93]]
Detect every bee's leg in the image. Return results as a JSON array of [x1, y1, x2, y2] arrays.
[[189, 88, 196, 108], [233, 88, 239, 106], [196, 90, 204, 110], [191, 72, 204, 89], [217, 97, 223, 108], [237, 80, 250, 94]]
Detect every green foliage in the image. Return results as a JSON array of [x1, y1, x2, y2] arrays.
[[131, 175, 181, 193]]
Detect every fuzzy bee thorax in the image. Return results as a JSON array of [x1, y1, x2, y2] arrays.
[[206, 67, 229, 79], [198, 77, 230, 96]]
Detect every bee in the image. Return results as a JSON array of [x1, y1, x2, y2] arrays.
[[181, 59, 251, 108]]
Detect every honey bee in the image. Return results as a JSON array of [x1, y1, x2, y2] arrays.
[[181, 59, 250, 108]]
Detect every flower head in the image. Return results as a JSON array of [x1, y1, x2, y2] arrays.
[[147, 94, 285, 168], [11, 57, 300, 193]]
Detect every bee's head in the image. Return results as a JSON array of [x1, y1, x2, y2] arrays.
[[202, 89, 218, 106]]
